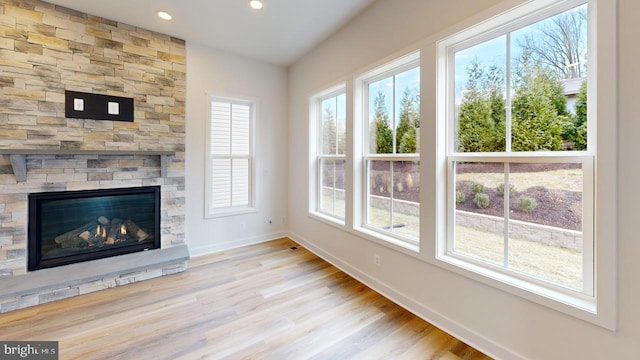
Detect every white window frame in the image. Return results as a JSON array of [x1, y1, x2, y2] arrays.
[[434, 0, 617, 329], [309, 84, 347, 224], [354, 52, 421, 251], [205, 94, 256, 218]]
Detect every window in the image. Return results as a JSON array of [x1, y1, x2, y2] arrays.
[[205, 95, 255, 217], [436, 0, 614, 318], [318, 91, 347, 219], [358, 53, 420, 245]]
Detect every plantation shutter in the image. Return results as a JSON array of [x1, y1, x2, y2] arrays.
[[210, 99, 252, 210]]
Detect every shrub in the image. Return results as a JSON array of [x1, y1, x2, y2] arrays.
[[517, 196, 538, 212], [456, 190, 466, 204], [470, 182, 485, 194], [496, 183, 516, 196], [473, 193, 490, 209]]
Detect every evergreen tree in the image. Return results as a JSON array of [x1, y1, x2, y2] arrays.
[[457, 61, 505, 152], [321, 106, 337, 154], [573, 80, 587, 150], [398, 126, 417, 153], [372, 90, 393, 154], [396, 88, 419, 153], [511, 62, 565, 151]]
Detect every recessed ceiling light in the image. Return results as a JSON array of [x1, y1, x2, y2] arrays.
[[157, 11, 172, 20], [249, 0, 263, 10]]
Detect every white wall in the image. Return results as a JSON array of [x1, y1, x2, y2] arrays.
[[185, 43, 288, 256], [288, 0, 639, 359]]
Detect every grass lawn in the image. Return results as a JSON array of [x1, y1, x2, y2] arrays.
[[456, 168, 582, 192], [455, 226, 582, 290]]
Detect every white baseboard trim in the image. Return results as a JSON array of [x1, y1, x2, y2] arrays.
[[288, 231, 523, 360], [188, 231, 288, 257]]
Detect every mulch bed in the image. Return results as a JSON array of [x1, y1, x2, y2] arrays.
[[455, 181, 582, 231], [455, 162, 582, 230]]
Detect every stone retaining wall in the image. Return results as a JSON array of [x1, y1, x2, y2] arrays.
[[368, 195, 582, 250], [456, 210, 583, 250]]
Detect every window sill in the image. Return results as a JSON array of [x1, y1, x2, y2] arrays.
[[206, 207, 257, 219], [435, 252, 615, 330], [354, 226, 419, 254], [308, 211, 345, 228]]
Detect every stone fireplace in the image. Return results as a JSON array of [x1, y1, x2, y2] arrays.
[[0, 0, 188, 313]]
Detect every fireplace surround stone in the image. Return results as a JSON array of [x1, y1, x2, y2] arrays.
[[0, 0, 188, 312]]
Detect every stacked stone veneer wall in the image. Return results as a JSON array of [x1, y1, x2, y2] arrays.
[[0, 0, 186, 312]]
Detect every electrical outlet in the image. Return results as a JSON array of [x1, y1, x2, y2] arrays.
[[373, 254, 381, 266]]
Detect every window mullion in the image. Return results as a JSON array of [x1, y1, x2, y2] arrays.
[[389, 161, 394, 232], [229, 105, 234, 207], [366, 160, 371, 225], [335, 96, 339, 156], [332, 160, 337, 215], [317, 158, 322, 213], [504, 163, 510, 268], [392, 76, 397, 154], [506, 32, 513, 153]]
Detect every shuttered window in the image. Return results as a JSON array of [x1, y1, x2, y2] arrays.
[[206, 96, 254, 216]]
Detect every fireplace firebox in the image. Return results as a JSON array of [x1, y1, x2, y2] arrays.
[[28, 186, 161, 271]]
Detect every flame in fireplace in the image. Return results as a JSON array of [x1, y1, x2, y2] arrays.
[[96, 224, 101, 237], [120, 224, 127, 235]]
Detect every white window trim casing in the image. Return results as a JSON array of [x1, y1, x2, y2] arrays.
[[205, 93, 257, 218], [308, 83, 347, 226], [434, 0, 617, 329], [353, 51, 421, 252]]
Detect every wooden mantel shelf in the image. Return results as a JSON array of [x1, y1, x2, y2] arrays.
[[1, 150, 176, 182]]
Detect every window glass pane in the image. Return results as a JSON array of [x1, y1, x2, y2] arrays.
[[454, 36, 507, 153], [368, 160, 391, 228], [395, 67, 421, 154], [211, 159, 231, 209], [319, 159, 345, 218], [367, 160, 420, 239], [336, 93, 346, 155], [454, 162, 505, 265], [368, 77, 394, 154], [510, 4, 588, 152], [508, 163, 583, 289], [392, 160, 420, 238], [320, 94, 346, 156], [231, 158, 249, 207], [231, 104, 251, 155], [211, 101, 231, 155]]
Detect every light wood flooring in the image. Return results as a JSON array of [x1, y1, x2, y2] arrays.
[[0, 238, 492, 359]]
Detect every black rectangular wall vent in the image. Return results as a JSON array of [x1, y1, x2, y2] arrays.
[[65, 90, 134, 122]]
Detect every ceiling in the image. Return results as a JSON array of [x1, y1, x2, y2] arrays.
[[43, 0, 377, 66]]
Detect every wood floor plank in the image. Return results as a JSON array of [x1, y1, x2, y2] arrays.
[[0, 238, 492, 359]]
